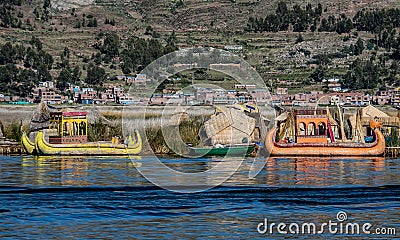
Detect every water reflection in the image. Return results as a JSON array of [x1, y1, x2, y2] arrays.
[[261, 157, 388, 187], [21, 156, 143, 187], [10, 156, 400, 188]]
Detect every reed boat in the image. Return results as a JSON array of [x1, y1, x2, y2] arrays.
[[35, 130, 142, 155], [189, 143, 256, 157], [23, 110, 142, 156], [21, 131, 36, 154], [265, 109, 385, 156]]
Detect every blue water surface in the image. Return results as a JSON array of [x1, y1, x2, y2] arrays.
[[0, 156, 399, 239]]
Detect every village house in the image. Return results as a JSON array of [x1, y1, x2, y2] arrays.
[[95, 90, 115, 104], [374, 96, 391, 105], [79, 88, 97, 104], [236, 91, 253, 103], [164, 93, 186, 105], [38, 81, 55, 89], [182, 92, 196, 105], [40, 90, 64, 104], [149, 94, 168, 105], [115, 76, 136, 84], [194, 87, 214, 105], [392, 91, 400, 107], [250, 89, 270, 104], [213, 89, 237, 104], [116, 94, 141, 105], [112, 86, 125, 100], [210, 63, 241, 70], [234, 84, 256, 90], [276, 88, 288, 95], [224, 45, 243, 53], [134, 74, 148, 85], [0, 94, 11, 102]]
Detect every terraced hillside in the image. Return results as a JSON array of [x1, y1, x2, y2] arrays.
[[0, 0, 400, 94]]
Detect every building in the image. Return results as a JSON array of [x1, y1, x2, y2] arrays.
[[79, 90, 97, 104], [234, 84, 256, 90], [38, 81, 55, 89], [117, 94, 139, 105], [276, 88, 288, 95], [224, 45, 243, 54], [40, 91, 64, 104]]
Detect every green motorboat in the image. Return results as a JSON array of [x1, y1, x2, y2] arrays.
[[188, 144, 256, 157]]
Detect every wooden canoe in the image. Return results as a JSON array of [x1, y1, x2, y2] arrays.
[[264, 128, 385, 156], [35, 131, 142, 156]]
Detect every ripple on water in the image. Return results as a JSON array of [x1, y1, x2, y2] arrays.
[[0, 155, 399, 239]]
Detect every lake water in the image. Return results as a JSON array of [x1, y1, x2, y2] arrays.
[[0, 156, 399, 239]]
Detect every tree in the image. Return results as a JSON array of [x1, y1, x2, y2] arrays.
[[0, 42, 16, 64], [30, 36, 42, 51], [355, 38, 365, 55], [57, 68, 71, 91], [121, 56, 133, 74], [60, 47, 70, 68], [87, 17, 97, 27], [145, 25, 153, 35], [310, 65, 325, 82], [86, 64, 106, 87], [276, 1, 288, 16], [296, 34, 304, 43], [72, 65, 81, 84], [43, 0, 51, 21], [98, 32, 120, 59]]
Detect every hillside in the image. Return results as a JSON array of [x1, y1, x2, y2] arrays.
[[0, 0, 400, 95]]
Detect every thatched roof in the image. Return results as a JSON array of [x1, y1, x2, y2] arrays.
[[361, 105, 389, 118], [87, 108, 115, 126], [169, 104, 189, 126], [30, 102, 51, 132], [204, 106, 256, 145], [29, 103, 116, 132]]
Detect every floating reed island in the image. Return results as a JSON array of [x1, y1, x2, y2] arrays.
[[0, 103, 399, 157]]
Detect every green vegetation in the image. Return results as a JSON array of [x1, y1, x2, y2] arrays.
[[87, 120, 122, 142], [246, 2, 324, 33], [2, 121, 25, 142], [387, 128, 400, 147], [0, 0, 400, 96], [0, 37, 53, 96], [145, 116, 203, 154], [244, 1, 400, 91]]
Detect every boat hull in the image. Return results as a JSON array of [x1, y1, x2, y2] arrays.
[[21, 131, 36, 154], [189, 144, 255, 157], [264, 128, 385, 156], [35, 131, 142, 156]]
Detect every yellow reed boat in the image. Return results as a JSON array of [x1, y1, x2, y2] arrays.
[[21, 131, 36, 154], [22, 110, 142, 156], [35, 130, 142, 155]]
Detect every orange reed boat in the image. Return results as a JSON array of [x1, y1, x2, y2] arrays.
[[264, 109, 385, 156]]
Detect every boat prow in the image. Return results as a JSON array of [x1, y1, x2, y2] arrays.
[[35, 130, 142, 156], [21, 131, 36, 155]]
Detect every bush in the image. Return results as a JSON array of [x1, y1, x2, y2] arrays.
[[387, 127, 400, 147], [3, 121, 24, 142]]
